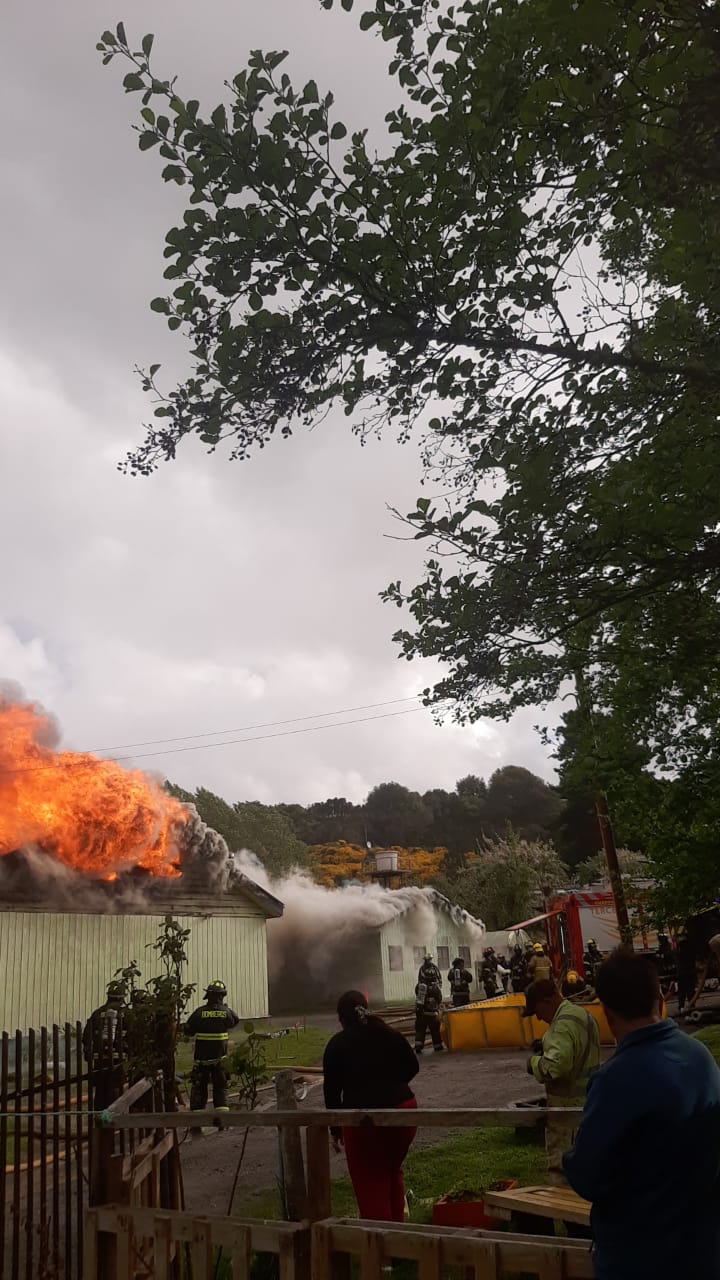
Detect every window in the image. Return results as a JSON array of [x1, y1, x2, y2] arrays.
[[459, 946, 471, 966], [413, 946, 426, 968], [437, 945, 450, 970], [388, 945, 404, 972]]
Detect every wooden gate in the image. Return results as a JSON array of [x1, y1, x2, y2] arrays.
[[0, 1024, 89, 1280]]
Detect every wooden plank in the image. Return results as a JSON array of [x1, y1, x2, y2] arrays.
[[360, 1230, 384, 1280], [13, 1030, 23, 1278], [39, 1027, 49, 1277], [128, 1132, 176, 1193], [278, 1228, 310, 1280], [52, 1026, 61, 1271], [228, 1225, 252, 1280], [305, 1126, 331, 1223], [466, 1239, 499, 1280], [83, 1210, 99, 1280], [190, 1219, 213, 1280], [535, 1245, 566, 1280], [115, 1212, 133, 1280], [25, 1028, 36, 1280], [275, 1073, 308, 1221], [153, 1214, 173, 1280], [109, 1106, 568, 1131], [106, 1079, 154, 1118], [64, 1024, 73, 1280], [417, 1234, 442, 1280], [484, 1185, 591, 1228], [75, 1021, 85, 1280]]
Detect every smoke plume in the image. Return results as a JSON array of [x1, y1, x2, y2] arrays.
[[232, 850, 485, 1011]]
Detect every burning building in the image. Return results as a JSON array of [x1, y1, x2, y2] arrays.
[[240, 852, 487, 1012], [0, 692, 283, 1031]]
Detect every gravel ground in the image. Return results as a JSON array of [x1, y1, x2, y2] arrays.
[[179, 1048, 542, 1215]]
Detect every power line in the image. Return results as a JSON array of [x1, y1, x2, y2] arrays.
[[87, 695, 425, 755], [6, 702, 448, 776]]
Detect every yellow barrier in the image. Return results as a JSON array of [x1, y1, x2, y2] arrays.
[[444, 992, 615, 1051]]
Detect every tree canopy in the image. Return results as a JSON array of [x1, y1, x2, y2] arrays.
[[105, 0, 720, 911]]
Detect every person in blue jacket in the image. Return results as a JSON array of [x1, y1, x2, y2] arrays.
[[563, 949, 720, 1280]]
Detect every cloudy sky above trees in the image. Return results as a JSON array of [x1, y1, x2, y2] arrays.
[[0, 0, 554, 804]]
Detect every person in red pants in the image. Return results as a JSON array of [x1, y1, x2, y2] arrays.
[[323, 990, 419, 1221]]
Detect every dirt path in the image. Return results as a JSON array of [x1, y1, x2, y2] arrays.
[[179, 1049, 541, 1215]]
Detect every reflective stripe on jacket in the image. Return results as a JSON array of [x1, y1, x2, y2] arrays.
[[185, 1003, 240, 1063], [530, 999, 600, 1104]]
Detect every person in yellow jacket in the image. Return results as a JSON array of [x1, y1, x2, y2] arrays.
[[523, 978, 600, 1183], [527, 942, 553, 983]]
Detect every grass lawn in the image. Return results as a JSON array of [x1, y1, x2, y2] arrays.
[[176, 1021, 330, 1078], [234, 1125, 546, 1224]]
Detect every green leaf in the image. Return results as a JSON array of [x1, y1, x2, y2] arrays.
[[330, 122, 347, 141], [149, 363, 161, 377], [150, 297, 169, 313], [359, 10, 376, 28], [140, 106, 155, 124], [341, 0, 354, 9], [138, 131, 158, 151], [116, 21, 126, 44], [141, 32, 154, 57], [123, 72, 145, 92]]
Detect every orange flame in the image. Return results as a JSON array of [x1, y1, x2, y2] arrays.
[[0, 699, 187, 879]]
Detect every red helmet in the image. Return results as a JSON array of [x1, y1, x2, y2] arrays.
[[483, 947, 494, 957]]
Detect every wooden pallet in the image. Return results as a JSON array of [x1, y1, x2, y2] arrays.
[[483, 1184, 591, 1227]]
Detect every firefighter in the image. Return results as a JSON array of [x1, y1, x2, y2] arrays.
[[527, 942, 552, 983], [82, 980, 127, 1111], [523, 978, 600, 1184], [480, 948, 498, 999], [561, 969, 593, 1002], [448, 957, 473, 1007], [583, 939, 602, 983], [511, 945, 528, 994], [414, 973, 444, 1053], [417, 953, 442, 988], [185, 980, 240, 1112]]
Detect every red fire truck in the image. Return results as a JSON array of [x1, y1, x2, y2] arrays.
[[510, 890, 657, 979]]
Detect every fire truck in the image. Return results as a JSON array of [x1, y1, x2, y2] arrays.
[[510, 890, 658, 980]]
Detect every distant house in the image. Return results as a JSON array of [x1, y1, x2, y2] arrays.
[[0, 868, 284, 1033], [372, 890, 486, 1004]]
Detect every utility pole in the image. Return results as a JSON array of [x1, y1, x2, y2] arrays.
[[574, 668, 633, 948]]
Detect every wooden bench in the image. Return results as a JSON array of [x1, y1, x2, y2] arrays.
[[484, 1184, 591, 1229]]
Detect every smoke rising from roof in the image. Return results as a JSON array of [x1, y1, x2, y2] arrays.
[[232, 850, 485, 1011]]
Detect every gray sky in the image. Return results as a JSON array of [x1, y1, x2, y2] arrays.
[[0, 0, 554, 805]]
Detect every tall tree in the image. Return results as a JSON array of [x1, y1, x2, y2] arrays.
[[448, 832, 569, 932], [103, 2, 720, 893], [364, 781, 432, 848], [483, 766, 561, 843]]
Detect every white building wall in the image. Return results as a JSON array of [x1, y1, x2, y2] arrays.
[[378, 911, 484, 1003], [0, 910, 269, 1032]]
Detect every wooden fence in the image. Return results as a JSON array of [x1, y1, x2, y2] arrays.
[[84, 1206, 309, 1280], [0, 1028, 180, 1280], [83, 1210, 594, 1280]]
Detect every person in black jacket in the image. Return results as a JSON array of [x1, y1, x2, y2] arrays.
[[448, 957, 473, 1007], [82, 980, 127, 1111], [323, 990, 419, 1221], [414, 975, 445, 1053], [184, 980, 240, 1112]]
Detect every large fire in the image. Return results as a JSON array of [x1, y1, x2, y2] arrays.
[[0, 697, 187, 879]]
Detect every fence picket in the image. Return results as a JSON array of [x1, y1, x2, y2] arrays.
[[52, 1025, 61, 1274], [13, 1029, 23, 1277], [74, 1022, 83, 1280], [25, 1028, 35, 1280], [39, 1027, 49, 1279], [64, 1024, 72, 1280]]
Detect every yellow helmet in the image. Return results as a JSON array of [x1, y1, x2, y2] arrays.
[[587, 938, 596, 946], [567, 970, 579, 983], [533, 943, 544, 954]]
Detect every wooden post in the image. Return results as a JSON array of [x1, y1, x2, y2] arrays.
[[305, 1126, 331, 1223], [311, 1222, 351, 1280], [275, 1072, 308, 1221]]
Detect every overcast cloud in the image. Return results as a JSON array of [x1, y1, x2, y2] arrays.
[[0, 0, 555, 805]]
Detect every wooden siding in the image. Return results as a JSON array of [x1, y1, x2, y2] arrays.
[[379, 912, 484, 1003], [0, 911, 269, 1031]]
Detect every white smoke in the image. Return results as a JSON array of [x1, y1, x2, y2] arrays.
[[231, 850, 485, 1009]]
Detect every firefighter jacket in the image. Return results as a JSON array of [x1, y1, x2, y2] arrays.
[[185, 1002, 240, 1063], [529, 998, 600, 1105], [527, 953, 553, 983]]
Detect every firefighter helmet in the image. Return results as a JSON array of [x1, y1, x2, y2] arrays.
[[424, 953, 433, 963], [483, 947, 494, 958], [566, 970, 580, 984], [587, 938, 596, 946], [205, 980, 227, 999], [533, 943, 544, 954], [106, 980, 125, 1002]]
